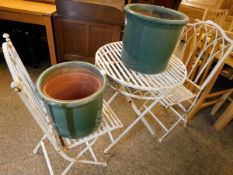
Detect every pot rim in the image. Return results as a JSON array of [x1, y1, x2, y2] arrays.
[[36, 61, 107, 106], [124, 3, 189, 25]]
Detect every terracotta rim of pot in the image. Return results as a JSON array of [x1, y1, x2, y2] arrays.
[[36, 61, 107, 107], [124, 4, 189, 26]]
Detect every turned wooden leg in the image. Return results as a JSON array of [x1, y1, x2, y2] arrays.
[[211, 89, 233, 116], [44, 16, 57, 65], [214, 102, 233, 130]]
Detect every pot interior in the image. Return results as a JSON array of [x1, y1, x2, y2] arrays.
[[131, 6, 181, 20], [43, 72, 102, 101]]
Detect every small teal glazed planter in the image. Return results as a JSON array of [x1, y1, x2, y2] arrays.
[[122, 4, 189, 74], [36, 61, 107, 139]]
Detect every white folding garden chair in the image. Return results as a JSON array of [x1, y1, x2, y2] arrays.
[[158, 20, 233, 141], [2, 34, 123, 175]]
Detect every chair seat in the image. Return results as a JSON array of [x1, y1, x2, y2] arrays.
[[160, 85, 196, 107], [62, 100, 123, 149]]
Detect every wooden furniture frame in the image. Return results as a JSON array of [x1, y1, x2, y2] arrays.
[[187, 30, 233, 122], [202, 8, 229, 26], [179, 0, 233, 22], [0, 0, 57, 65], [211, 89, 233, 130], [29, 0, 55, 4], [214, 102, 233, 129], [225, 16, 233, 33]]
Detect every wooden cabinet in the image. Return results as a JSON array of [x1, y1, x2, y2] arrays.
[[53, 15, 122, 63], [53, 0, 124, 63], [179, 0, 233, 22]]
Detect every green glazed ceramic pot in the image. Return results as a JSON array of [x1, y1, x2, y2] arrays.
[[122, 4, 189, 74], [36, 61, 106, 139]]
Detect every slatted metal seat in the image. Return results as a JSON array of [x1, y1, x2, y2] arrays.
[[160, 84, 196, 108], [2, 34, 123, 175]]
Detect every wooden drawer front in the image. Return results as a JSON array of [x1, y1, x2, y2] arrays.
[[179, 5, 204, 21]]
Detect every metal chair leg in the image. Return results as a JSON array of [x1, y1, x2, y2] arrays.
[[125, 95, 156, 136], [41, 140, 55, 175], [104, 99, 159, 153], [33, 135, 46, 154], [61, 138, 107, 175], [158, 118, 182, 142]]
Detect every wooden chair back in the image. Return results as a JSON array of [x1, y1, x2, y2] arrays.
[[226, 16, 233, 32], [202, 8, 228, 26]]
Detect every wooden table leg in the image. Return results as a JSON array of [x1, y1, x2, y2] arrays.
[[214, 102, 233, 130], [211, 89, 233, 116], [186, 63, 225, 122], [44, 16, 57, 65]]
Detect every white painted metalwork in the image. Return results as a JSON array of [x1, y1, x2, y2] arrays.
[[95, 41, 187, 153], [2, 34, 123, 175], [96, 41, 187, 94], [96, 21, 233, 149], [158, 20, 233, 141]]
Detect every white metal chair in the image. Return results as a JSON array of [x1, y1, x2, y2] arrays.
[[158, 20, 233, 141], [2, 34, 123, 175]]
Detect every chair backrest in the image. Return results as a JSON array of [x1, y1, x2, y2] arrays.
[[202, 8, 228, 26], [175, 21, 233, 97], [229, 4, 233, 16], [226, 16, 233, 33], [2, 34, 59, 149]]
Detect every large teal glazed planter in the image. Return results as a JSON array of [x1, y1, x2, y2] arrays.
[[122, 4, 189, 74], [36, 61, 107, 139]]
